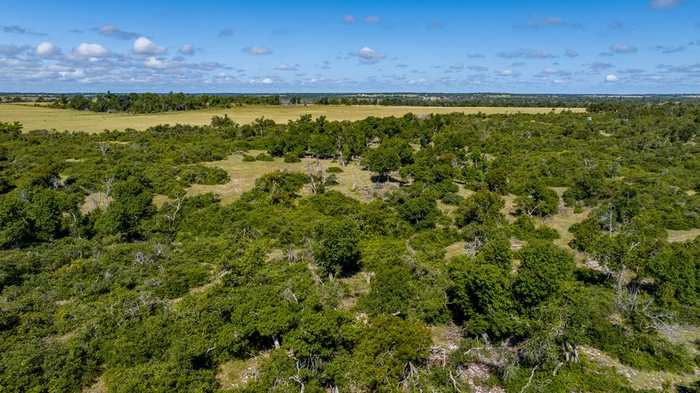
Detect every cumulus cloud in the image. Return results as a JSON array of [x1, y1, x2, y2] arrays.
[[96, 25, 140, 40], [1, 25, 45, 36], [650, 0, 683, 9], [497, 48, 556, 59], [243, 46, 272, 55], [364, 16, 381, 24], [343, 15, 355, 24], [565, 49, 579, 58], [351, 46, 385, 64], [133, 37, 166, 55], [36, 42, 60, 57], [72, 43, 109, 58], [467, 53, 485, 59], [144, 56, 167, 69], [178, 43, 195, 55], [605, 74, 619, 82]]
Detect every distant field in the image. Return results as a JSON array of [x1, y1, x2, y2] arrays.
[[0, 103, 584, 133]]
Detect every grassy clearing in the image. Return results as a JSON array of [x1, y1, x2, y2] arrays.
[[187, 151, 379, 204], [80, 192, 112, 214], [531, 187, 592, 263], [216, 352, 269, 390], [444, 241, 467, 260], [82, 376, 107, 393], [337, 271, 372, 311], [0, 103, 584, 133], [667, 228, 700, 243], [580, 346, 699, 391]]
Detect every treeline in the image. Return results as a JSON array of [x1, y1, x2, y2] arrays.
[[50, 92, 280, 113], [313, 93, 700, 108], [0, 103, 699, 392]]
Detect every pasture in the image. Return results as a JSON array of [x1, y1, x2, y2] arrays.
[[0, 103, 584, 133]]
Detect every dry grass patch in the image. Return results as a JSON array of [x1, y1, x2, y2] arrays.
[[580, 346, 699, 391], [216, 352, 270, 390], [337, 271, 372, 310], [80, 192, 111, 214], [0, 103, 584, 133], [667, 228, 700, 243], [444, 241, 466, 260], [187, 152, 379, 204], [500, 194, 518, 223], [82, 376, 107, 393], [151, 194, 172, 208]]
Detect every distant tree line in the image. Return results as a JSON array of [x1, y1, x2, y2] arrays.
[[49, 92, 281, 113], [313, 93, 700, 108]]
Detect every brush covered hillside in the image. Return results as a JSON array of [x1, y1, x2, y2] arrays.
[[0, 105, 699, 393]]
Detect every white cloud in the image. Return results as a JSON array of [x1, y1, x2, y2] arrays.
[[364, 15, 380, 24], [605, 74, 619, 82], [178, 43, 195, 55], [144, 56, 167, 69], [72, 43, 108, 58], [243, 46, 272, 55], [36, 42, 59, 57], [353, 46, 385, 64], [343, 15, 355, 24], [133, 37, 166, 55]]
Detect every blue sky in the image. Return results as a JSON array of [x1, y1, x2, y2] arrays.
[[0, 0, 699, 93]]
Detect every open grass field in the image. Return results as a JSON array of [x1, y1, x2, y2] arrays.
[[0, 103, 584, 133], [185, 151, 382, 204]]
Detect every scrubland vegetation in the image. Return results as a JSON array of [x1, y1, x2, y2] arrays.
[[0, 102, 699, 392]]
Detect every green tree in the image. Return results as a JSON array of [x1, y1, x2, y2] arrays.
[[312, 218, 361, 276], [448, 258, 517, 338], [455, 190, 505, 227], [513, 241, 575, 309]]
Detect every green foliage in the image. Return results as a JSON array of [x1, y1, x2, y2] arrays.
[[448, 257, 517, 338], [512, 241, 575, 310], [515, 182, 560, 217], [455, 190, 505, 227], [95, 175, 154, 238], [1, 105, 700, 392], [312, 218, 361, 276]]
